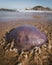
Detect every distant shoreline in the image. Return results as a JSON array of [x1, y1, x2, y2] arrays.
[[0, 10, 52, 13], [18, 10, 52, 13], [0, 8, 18, 12]]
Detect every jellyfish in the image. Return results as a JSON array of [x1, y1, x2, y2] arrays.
[[3, 25, 48, 53]]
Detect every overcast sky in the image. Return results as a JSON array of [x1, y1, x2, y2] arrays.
[[0, 0, 52, 9]]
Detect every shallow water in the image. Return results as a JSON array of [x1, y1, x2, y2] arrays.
[[0, 11, 52, 22]]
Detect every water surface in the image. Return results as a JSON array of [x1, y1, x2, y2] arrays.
[[0, 11, 52, 22]]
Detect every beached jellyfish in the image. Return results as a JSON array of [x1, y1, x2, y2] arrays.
[[3, 25, 48, 53]]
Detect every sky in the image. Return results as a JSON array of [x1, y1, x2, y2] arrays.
[[0, 0, 52, 9]]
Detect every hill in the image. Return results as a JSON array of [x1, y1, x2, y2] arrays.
[[25, 6, 52, 11], [0, 8, 17, 12]]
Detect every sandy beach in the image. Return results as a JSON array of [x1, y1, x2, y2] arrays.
[[0, 12, 52, 65]]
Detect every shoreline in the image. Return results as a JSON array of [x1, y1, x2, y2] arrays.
[[19, 10, 52, 13], [0, 10, 52, 13]]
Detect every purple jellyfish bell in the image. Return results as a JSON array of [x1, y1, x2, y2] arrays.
[[4, 25, 48, 53]]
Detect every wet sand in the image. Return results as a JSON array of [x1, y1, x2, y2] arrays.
[[0, 12, 52, 65]]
